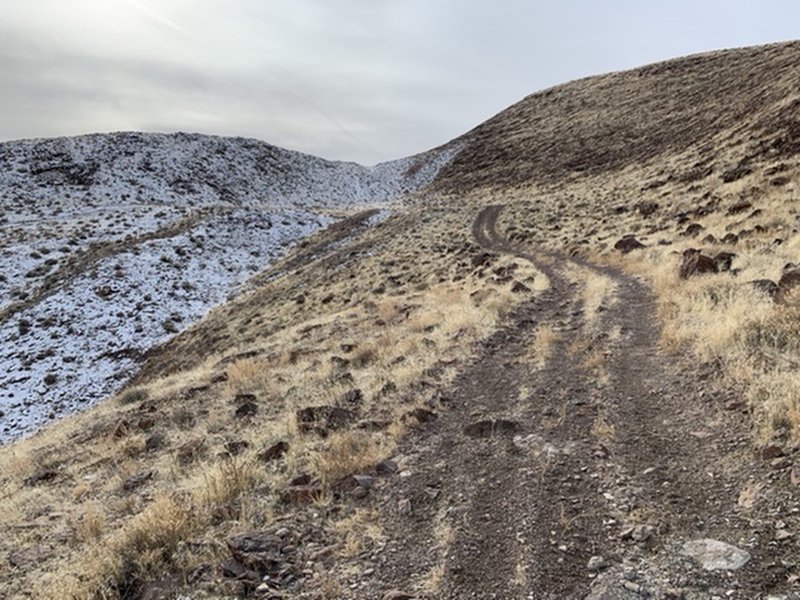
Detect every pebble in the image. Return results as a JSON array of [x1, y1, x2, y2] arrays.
[[587, 555, 608, 571]]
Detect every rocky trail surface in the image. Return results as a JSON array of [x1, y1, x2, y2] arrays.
[[366, 206, 800, 599]]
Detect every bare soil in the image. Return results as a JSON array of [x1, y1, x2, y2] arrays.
[[365, 205, 800, 599]]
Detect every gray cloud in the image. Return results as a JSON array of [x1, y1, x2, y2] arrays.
[[1, 1, 800, 163]]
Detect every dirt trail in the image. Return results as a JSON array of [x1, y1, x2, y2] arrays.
[[0, 209, 214, 326], [371, 206, 800, 599]]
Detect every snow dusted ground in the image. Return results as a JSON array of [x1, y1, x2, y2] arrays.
[[0, 132, 461, 442]]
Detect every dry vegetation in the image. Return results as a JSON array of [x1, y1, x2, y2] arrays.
[[0, 203, 544, 599], [4, 39, 800, 598]]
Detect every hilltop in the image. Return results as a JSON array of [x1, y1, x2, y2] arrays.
[[2, 41, 800, 599]]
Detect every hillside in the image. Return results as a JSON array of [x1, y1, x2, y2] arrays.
[[2, 41, 800, 600], [0, 133, 460, 441]]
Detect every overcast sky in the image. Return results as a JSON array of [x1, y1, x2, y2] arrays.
[[0, 1, 798, 164]]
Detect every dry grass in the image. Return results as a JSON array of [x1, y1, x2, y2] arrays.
[[0, 204, 547, 599], [529, 323, 558, 369]]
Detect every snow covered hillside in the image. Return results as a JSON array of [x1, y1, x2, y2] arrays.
[[0, 132, 461, 442]]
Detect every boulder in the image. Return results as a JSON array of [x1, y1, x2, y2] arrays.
[[679, 249, 717, 279], [750, 279, 779, 299], [614, 235, 646, 254], [776, 268, 800, 303], [296, 405, 357, 435], [680, 539, 750, 571], [714, 252, 737, 272]]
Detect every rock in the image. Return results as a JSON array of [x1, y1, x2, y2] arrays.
[[682, 223, 705, 237], [122, 469, 155, 492], [353, 474, 375, 489], [144, 432, 166, 452], [750, 279, 779, 299], [464, 418, 520, 438], [472, 252, 494, 268], [714, 251, 736, 272], [721, 232, 739, 245], [403, 407, 437, 424], [761, 444, 784, 459], [727, 200, 753, 215], [342, 388, 363, 405], [383, 591, 414, 600], [790, 463, 800, 486], [176, 438, 205, 464], [376, 459, 399, 475], [631, 524, 654, 542], [679, 248, 717, 279], [587, 555, 608, 571], [771, 456, 791, 470], [280, 486, 323, 504], [636, 201, 659, 217], [679, 539, 751, 571], [510, 280, 531, 293], [23, 469, 59, 486], [224, 440, 249, 456], [210, 371, 229, 383], [296, 405, 357, 435], [226, 531, 285, 573], [234, 399, 258, 419], [775, 529, 794, 542], [258, 440, 289, 463], [776, 268, 800, 303], [614, 235, 646, 254]]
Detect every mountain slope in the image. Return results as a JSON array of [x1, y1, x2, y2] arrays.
[[0, 132, 461, 441], [434, 40, 800, 192], [2, 41, 800, 600]]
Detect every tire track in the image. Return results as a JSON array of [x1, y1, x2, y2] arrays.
[[372, 205, 800, 599]]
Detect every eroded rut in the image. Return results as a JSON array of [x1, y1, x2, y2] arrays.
[[370, 206, 800, 599]]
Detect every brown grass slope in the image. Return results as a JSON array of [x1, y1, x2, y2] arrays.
[[3, 40, 800, 599], [434, 40, 800, 192]]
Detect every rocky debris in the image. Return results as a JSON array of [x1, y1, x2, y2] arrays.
[[223, 529, 301, 592], [296, 405, 357, 436], [463, 418, 520, 438], [614, 235, 646, 254], [679, 539, 751, 571]]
